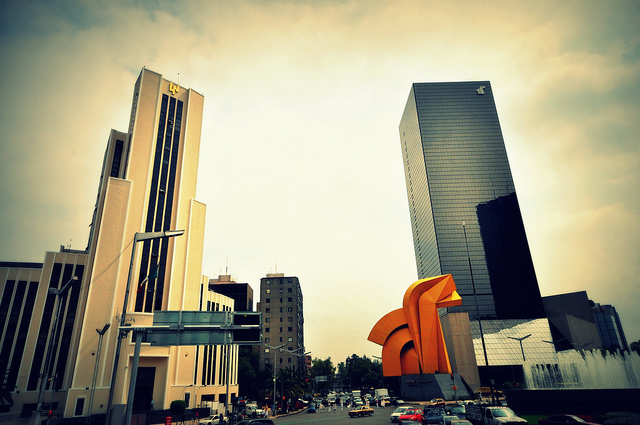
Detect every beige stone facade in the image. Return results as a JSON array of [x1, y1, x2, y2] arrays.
[[0, 68, 238, 423]]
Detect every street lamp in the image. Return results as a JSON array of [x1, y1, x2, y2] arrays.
[[265, 343, 286, 416], [86, 323, 110, 425], [462, 221, 495, 404], [507, 334, 531, 361], [105, 229, 184, 425], [34, 275, 78, 425]]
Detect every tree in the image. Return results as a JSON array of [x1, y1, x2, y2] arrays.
[[310, 357, 335, 393], [343, 355, 382, 391], [630, 340, 640, 355]]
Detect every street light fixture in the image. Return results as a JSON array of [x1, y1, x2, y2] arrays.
[[265, 343, 286, 416], [86, 323, 110, 425], [507, 334, 531, 361], [105, 229, 184, 425], [34, 275, 78, 425], [462, 221, 495, 405]]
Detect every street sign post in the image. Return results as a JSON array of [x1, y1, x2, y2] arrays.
[[122, 311, 261, 425]]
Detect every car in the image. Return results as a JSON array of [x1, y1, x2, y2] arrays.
[[450, 420, 473, 425], [398, 408, 425, 424], [391, 406, 415, 423], [236, 419, 274, 425], [424, 408, 446, 424], [539, 414, 600, 425], [390, 398, 405, 406], [426, 398, 445, 407], [440, 415, 460, 425], [199, 415, 225, 425], [445, 405, 466, 419], [349, 405, 375, 417]]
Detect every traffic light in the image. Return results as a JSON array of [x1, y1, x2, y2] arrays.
[[48, 410, 53, 418], [450, 374, 454, 381]]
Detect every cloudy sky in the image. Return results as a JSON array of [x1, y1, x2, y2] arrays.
[[1, 0, 638, 363]]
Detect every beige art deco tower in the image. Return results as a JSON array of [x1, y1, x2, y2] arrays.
[[63, 68, 234, 419]]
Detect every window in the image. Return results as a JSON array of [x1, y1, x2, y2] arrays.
[[279, 317, 283, 322], [266, 308, 270, 313], [280, 307, 283, 313], [74, 397, 85, 416], [288, 317, 293, 322], [266, 289, 271, 294], [265, 338, 270, 343], [287, 307, 292, 312], [280, 288, 283, 293], [288, 337, 293, 342], [280, 327, 283, 332], [265, 358, 269, 364], [280, 298, 283, 302], [288, 357, 292, 363], [265, 318, 270, 323], [288, 288, 292, 293], [288, 298, 292, 302], [265, 327, 270, 333], [265, 348, 270, 353], [288, 327, 292, 332], [266, 298, 270, 303]]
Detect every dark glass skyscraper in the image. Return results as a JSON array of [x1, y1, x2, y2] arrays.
[[399, 81, 545, 321]]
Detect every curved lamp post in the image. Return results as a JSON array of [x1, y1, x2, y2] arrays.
[[265, 343, 286, 416], [34, 275, 78, 425], [106, 230, 184, 425], [508, 334, 531, 361]]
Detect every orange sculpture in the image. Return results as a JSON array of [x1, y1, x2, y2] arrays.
[[368, 274, 462, 376]]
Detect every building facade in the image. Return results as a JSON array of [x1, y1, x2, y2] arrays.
[[256, 273, 304, 373], [209, 275, 254, 312], [592, 303, 628, 352], [399, 81, 546, 320], [0, 68, 238, 423], [399, 82, 552, 388]]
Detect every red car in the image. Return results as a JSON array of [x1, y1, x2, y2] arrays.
[[398, 408, 425, 424]]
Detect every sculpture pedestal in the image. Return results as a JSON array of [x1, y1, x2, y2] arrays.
[[399, 373, 473, 401]]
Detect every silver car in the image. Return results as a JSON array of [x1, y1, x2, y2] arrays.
[[390, 406, 414, 423]]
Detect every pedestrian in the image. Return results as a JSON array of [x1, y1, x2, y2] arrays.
[[150, 399, 154, 410]]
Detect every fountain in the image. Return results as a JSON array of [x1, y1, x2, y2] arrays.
[[523, 349, 640, 389], [505, 350, 640, 416]]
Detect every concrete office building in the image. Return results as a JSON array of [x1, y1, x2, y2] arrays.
[[0, 68, 238, 423], [592, 303, 628, 352], [209, 275, 254, 312], [257, 273, 304, 373], [399, 82, 555, 388]]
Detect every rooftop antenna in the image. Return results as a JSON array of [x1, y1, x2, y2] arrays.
[[225, 257, 228, 275], [178, 72, 180, 85]]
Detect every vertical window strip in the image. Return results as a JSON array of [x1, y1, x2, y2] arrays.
[[136, 94, 169, 312], [27, 263, 62, 390], [7, 281, 39, 390]]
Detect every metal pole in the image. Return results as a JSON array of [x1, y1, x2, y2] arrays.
[[105, 234, 138, 425], [34, 276, 77, 425], [462, 222, 495, 404], [265, 343, 285, 416], [123, 329, 144, 425], [105, 230, 183, 425], [86, 324, 110, 425], [225, 342, 232, 419]]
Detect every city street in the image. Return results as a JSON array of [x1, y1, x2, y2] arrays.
[[276, 406, 395, 425]]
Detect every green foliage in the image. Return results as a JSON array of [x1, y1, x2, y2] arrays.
[[310, 357, 335, 391], [170, 399, 186, 416]]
